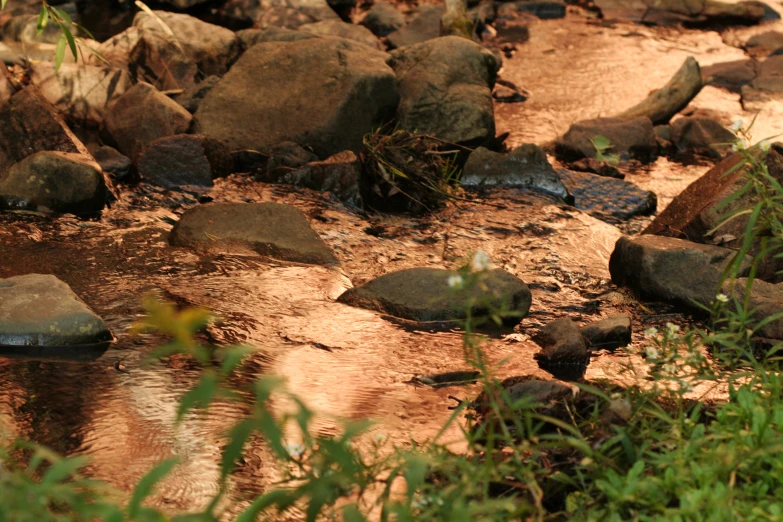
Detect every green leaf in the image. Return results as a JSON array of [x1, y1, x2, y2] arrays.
[[60, 23, 78, 61], [342, 504, 366, 522], [52, 6, 74, 24], [127, 458, 179, 518], [54, 35, 66, 72], [36, 7, 49, 35], [220, 419, 256, 480], [235, 490, 293, 522], [177, 373, 219, 420], [41, 455, 89, 486], [590, 135, 612, 153], [1, 0, 7, 10], [404, 455, 427, 498]]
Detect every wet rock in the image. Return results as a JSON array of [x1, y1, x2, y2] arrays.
[[264, 141, 319, 176], [133, 11, 242, 78], [558, 170, 656, 221], [237, 26, 318, 47], [533, 318, 590, 381], [644, 150, 783, 282], [492, 80, 528, 103], [137, 134, 232, 188], [89, 26, 199, 90], [93, 145, 132, 182], [0, 274, 112, 347], [390, 36, 498, 146], [555, 116, 657, 163], [461, 145, 572, 202], [669, 117, 735, 158], [104, 82, 193, 161], [337, 267, 532, 326], [498, 0, 566, 19], [194, 38, 398, 158], [299, 19, 383, 49], [386, 5, 443, 49], [609, 235, 752, 310], [360, 1, 405, 37], [29, 62, 131, 126], [0, 87, 90, 175], [569, 158, 624, 179], [580, 314, 632, 350], [0, 151, 107, 214], [726, 279, 783, 340], [412, 370, 481, 388], [745, 31, 783, 57], [256, 0, 340, 29], [172, 75, 221, 113], [702, 59, 757, 93], [170, 202, 338, 265], [275, 150, 362, 207]]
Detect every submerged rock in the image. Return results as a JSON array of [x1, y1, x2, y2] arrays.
[[533, 318, 590, 381], [558, 170, 656, 221], [170, 202, 339, 266], [390, 36, 499, 146], [337, 267, 531, 325], [194, 38, 398, 158], [0, 274, 112, 347], [555, 117, 658, 163], [580, 314, 632, 350], [461, 144, 571, 202], [0, 151, 106, 214], [137, 134, 233, 188]]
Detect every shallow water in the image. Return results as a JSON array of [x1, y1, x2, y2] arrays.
[[0, 6, 772, 515]]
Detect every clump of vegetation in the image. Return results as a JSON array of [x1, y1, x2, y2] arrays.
[[590, 135, 620, 166], [359, 126, 462, 215]]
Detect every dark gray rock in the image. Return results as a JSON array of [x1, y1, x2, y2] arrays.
[[726, 278, 783, 340], [390, 36, 499, 146], [194, 38, 398, 158], [569, 157, 624, 179], [0, 274, 112, 348], [533, 318, 590, 380], [670, 117, 735, 158], [299, 19, 383, 49], [170, 202, 338, 266], [137, 134, 233, 188], [337, 267, 532, 325], [609, 235, 752, 310], [702, 59, 757, 93], [0, 151, 106, 214], [276, 150, 362, 207], [104, 82, 193, 161], [580, 314, 632, 350], [264, 142, 319, 176], [360, 1, 405, 37], [555, 116, 658, 163], [386, 5, 443, 49], [461, 145, 571, 202], [93, 146, 132, 182], [750, 55, 783, 94], [558, 170, 656, 221], [173, 75, 221, 113]]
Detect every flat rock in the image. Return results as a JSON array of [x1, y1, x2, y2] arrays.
[[194, 38, 398, 158], [169, 202, 338, 266], [137, 134, 233, 188], [558, 169, 656, 221], [0, 274, 112, 347], [580, 314, 632, 350], [609, 234, 753, 310], [461, 144, 571, 202], [533, 318, 590, 380], [337, 267, 532, 325], [555, 116, 658, 162]]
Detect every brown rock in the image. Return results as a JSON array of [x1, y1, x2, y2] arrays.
[[137, 134, 232, 188]]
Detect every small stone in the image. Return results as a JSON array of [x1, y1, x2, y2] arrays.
[[93, 146, 132, 182], [569, 157, 625, 179], [580, 314, 632, 350], [137, 134, 233, 188], [670, 117, 736, 158]]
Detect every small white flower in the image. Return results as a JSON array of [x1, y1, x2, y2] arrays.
[[470, 250, 491, 272], [645, 346, 659, 359], [662, 363, 677, 374], [760, 140, 771, 152], [731, 139, 749, 152], [644, 327, 658, 339], [681, 382, 694, 394], [373, 433, 387, 444], [715, 293, 729, 303], [447, 274, 464, 289], [730, 120, 743, 132], [285, 442, 305, 458], [666, 322, 680, 335]]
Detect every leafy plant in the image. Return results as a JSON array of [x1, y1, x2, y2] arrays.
[[589, 135, 621, 166]]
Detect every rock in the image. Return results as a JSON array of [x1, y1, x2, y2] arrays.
[[726, 278, 783, 340], [256, 0, 340, 29], [390, 36, 499, 146], [237, 27, 318, 48], [136, 134, 232, 188], [29, 62, 131, 126], [275, 150, 362, 207], [594, 0, 769, 24], [0, 66, 15, 107], [555, 116, 658, 163], [580, 314, 632, 350], [169, 202, 338, 265], [0, 151, 107, 214], [299, 19, 383, 49], [104, 82, 193, 161], [533, 318, 590, 380], [133, 11, 242, 77], [360, 1, 405, 37], [745, 31, 783, 57], [89, 26, 199, 91], [558, 170, 656, 221], [386, 5, 443, 49], [669, 117, 735, 158], [702, 60, 757, 93], [93, 146, 132, 182], [569, 157, 624, 179], [264, 141, 319, 176], [172, 75, 220, 113], [644, 150, 783, 282], [499, 0, 566, 19], [0, 274, 112, 348], [609, 235, 752, 310], [157, 0, 211, 8], [749, 55, 783, 94], [194, 38, 398, 158], [1, 13, 63, 44], [493, 81, 528, 103], [337, 267, 532, 326], [461, 145, 572, 202], [0, 87, 90, 175]]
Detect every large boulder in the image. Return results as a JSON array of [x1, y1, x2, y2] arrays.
[[137, 134, 233, 188], [390, 36, 499, 146], [133, 11, 242, 77], [29, 62, 131, 126], [0, 274, 112, 347], [609, 235, 753, 310], [555, 116, 658, 162], [0, 151, 106, 214], [298, 19, 383, 49], [337, 267, 532, 326], [170, 202, 338, 266], [360, 1, 405, 37], [194, 38, 398, 158], [104, 82, 193, 161], [461, 144, 571, 202]]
